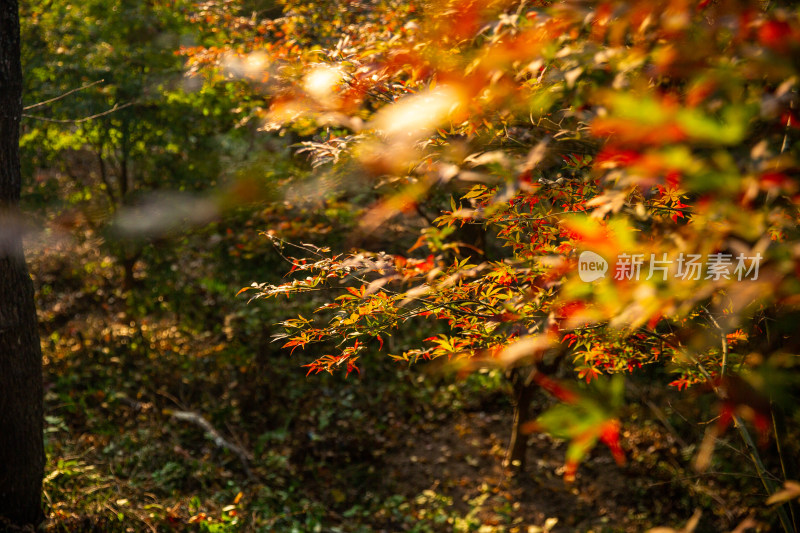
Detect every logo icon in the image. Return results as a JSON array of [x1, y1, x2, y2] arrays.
[[578, 250, 608, 282]]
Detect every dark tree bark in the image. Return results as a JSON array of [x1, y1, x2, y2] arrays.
[[504, 369, 536, 473], [0, 1, 45, 529], [504, 350, 567, 475], [120, 253, 138, 292]]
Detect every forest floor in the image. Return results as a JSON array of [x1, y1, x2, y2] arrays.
[[30, 225, 783, 533]]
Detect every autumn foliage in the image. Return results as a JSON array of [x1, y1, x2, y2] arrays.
[[186, 0, 800, 507]]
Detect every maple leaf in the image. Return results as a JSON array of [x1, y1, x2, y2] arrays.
[[522, 376, 626, 482]]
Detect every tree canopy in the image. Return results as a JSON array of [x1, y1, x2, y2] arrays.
[[200, 0, 800, 489]]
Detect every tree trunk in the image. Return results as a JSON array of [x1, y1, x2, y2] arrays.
[[504, 369, 536, 473], [121, 254, 137, 292], [0, 1, 45, 528]]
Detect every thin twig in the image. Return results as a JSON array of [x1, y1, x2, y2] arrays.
[[647, 471, 767, 487], [22, 101, 134, 124], [703, 308, 728, 378], [22, 79, 104, 111]]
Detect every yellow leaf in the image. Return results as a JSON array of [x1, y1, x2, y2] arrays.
[[767, 481, 800, 505]]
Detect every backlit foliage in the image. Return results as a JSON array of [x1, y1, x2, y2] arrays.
[[188, 0, 800, 486]]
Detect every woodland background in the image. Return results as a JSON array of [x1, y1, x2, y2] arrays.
[[17, 0, 800, 531]]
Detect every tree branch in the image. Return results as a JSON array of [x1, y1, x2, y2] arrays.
[[22, 101, 133, 124], [167, 409, 254, 481], [22, 79, 104, 111]]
